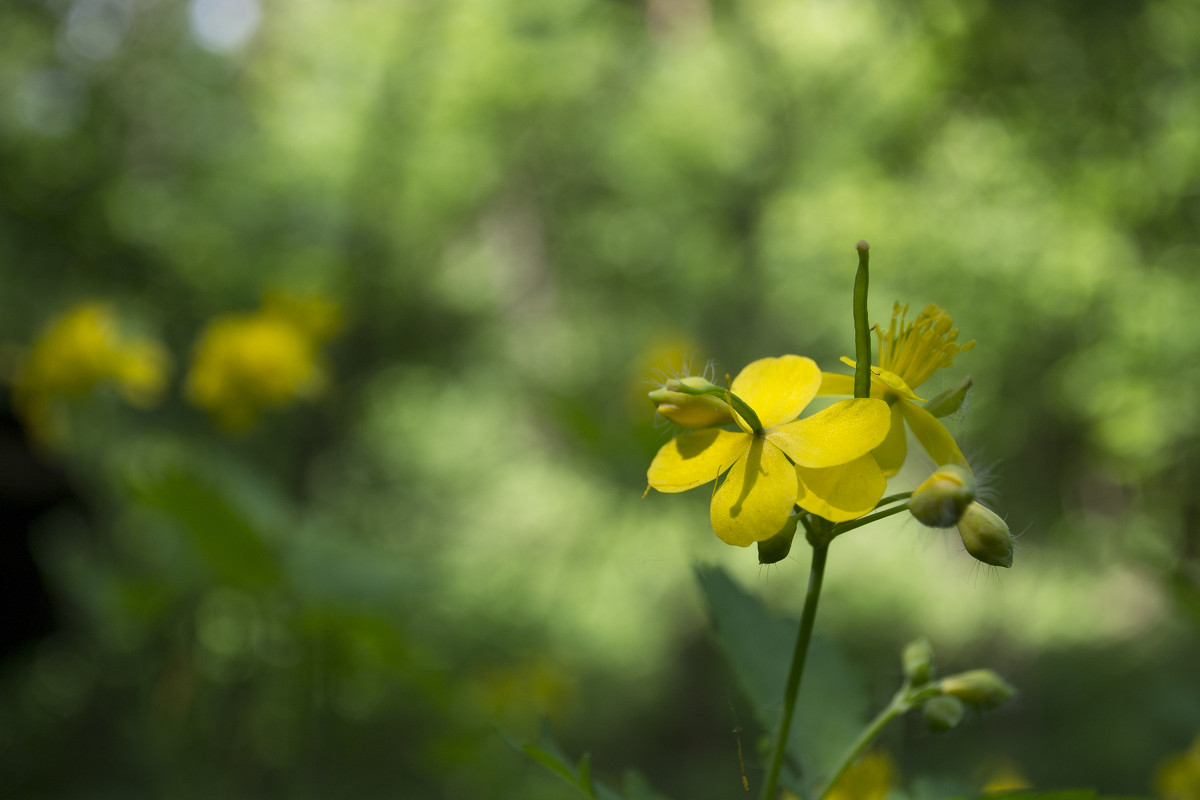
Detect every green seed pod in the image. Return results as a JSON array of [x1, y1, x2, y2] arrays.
[[939, 669, 1016, 709], [648, 377, 733, 429], [923, 375, 973, 418], [908, 465, 976, 528], [901, 637, 935, 685], [957, 503, 1014, 568], [757, 515, 799, 565], [922, 695, 965, 733]]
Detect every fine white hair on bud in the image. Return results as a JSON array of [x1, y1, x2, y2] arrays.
[[909, 465, 976, 528]]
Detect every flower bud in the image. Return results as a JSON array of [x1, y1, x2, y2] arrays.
[[757, 514, 799, 565], [901, 637, 934, 685], [908, 465, 976, 528], [956, 503, 1013, 568], [648, 377, 733, 428], [939, 669, 1016, 709], [922, 695, 965, 733], [923, 375, 972, 418]]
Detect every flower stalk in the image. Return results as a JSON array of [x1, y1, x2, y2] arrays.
[[853, 241, 872, 400], [759, 543, 829, 800], [759, 242, 877, 800]]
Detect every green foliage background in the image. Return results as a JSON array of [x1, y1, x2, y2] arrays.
[[2, 0, 1199, 797]]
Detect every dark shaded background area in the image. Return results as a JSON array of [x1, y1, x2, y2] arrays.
[[2, 0, 1200, 797]]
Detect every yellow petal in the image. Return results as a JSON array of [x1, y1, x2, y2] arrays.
[[768, 398, 891, 468], [795, 455, 887, 522], [648, 429, 750, 492], [899, 401, 970, 471], [873, 403, 908, 477], [710, 438, 798, 547], [730, 355, 821, 428], [817, 371, 855, 397]]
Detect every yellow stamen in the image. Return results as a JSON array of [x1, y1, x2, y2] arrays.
[[875, 302, 974, 391]]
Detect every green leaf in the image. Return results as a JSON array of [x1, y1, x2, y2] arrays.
[[522, 742, 578, 787], [132, 468, 280, 589], [505, 722, 676, 800], [623, 771, 675, 800], [695, 564, 868, 794], [577, 752, 595, 797]]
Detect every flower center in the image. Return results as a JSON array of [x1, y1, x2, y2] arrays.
[[875, 302, 975, 391]]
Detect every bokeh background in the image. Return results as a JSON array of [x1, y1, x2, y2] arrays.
[[3, 0, 1200, 797]]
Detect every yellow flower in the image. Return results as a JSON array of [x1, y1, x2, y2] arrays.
[[647, 355, 890, 546], [981, 760, 1032, 793], [823, 750, 897, 800], [821, 302, 974, 476], [185, 293, 341, 432], [12, 302, 170, 438], [1156, 733, 1200, 800]]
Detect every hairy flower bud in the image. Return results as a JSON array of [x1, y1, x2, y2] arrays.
[[901, 637, 935, 685], [939, 669, 1016, 709], [908, 465, 976, 528], [648, 377, 733, 428], [923, 375, 973, 418], [957, 503, 1014, 568], [922, 695, 965, 733]]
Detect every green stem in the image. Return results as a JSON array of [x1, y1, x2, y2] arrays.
[[830, 502, 911, 537], [759, 543, 829, 800], [853, 241, 872, 399], [816, 692, 905, 800], [876, 491, 914, 507]]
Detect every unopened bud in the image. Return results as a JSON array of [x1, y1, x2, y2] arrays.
[[957, 503, 1013, 568], [909, 465, 976, 528], [902, 637, 934, 685], [922, 695, 965, 733], [757, 514, 799, 565], [923, 376, 972, 418], [939, 669, 1016, 709], [648, 377, 733, 428]]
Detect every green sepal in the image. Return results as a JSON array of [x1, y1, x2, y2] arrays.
[[923, 375, 972, 418], [757, 514, 800, 564]]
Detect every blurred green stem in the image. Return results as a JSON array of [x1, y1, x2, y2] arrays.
[[759, 543, 828, 800]]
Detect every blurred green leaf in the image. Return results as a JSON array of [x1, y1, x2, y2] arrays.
[[622, 771, 675, 800], [131, 469, 281, 589], [507, 720, 674, 800]]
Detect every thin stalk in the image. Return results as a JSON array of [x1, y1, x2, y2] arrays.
[[758, 242, 876, 799], [816, 693, 905, 800], [758, 543, 829, 800], [815, 682, 944, 799], [853, 241, 872, 399], [876, 491, 914, 507], [830, 502, 911, 537]]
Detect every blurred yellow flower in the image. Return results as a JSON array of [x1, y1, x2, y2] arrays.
[[186, 292, 342, 432], [821, 303, 974, 476], [981, 759, 1032, 792], [823, 749, 898, 800], [12, 302, 170, 439], [647, 355, 889, 545], [1157, 734, 1200, 800]]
